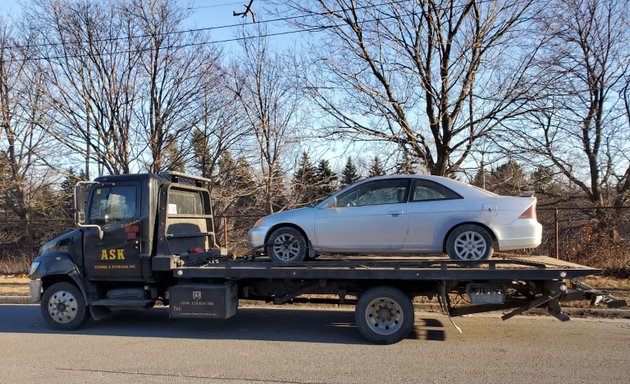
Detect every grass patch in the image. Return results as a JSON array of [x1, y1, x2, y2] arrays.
[[0, 252, 34, 275]]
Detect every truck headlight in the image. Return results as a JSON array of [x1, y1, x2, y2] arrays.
[[29, 261, 40, 277]]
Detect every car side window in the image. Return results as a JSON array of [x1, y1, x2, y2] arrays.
[[337, 179, 409, 207], [88, 185, 137, 223], [411, 180, 462, 202]]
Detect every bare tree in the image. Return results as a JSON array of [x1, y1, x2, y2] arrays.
[[191, 76, 247, 181], [125, 0, 220, 172], [28, 0, 143, 176], [226, 29, 302, 214], [282, 0, 540, 176], [0, 21, 56, 244], [503, 0, 629, 211]]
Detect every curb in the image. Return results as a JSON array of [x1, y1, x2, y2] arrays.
[[0, 296, 31, 304]]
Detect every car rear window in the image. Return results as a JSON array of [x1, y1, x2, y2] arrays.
[[411, 180, 462, 202]]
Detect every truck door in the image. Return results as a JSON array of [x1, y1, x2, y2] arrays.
[[83, 182, 144, 281]]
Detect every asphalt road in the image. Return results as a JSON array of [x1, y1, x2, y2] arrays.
[[0, 305, 628, 384]]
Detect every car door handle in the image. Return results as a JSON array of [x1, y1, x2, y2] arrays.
[[388, 211, 403, 216]]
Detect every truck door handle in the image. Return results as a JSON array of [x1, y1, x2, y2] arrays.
[[388, 211, 403, 217]]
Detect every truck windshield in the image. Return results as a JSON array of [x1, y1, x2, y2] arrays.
[[88, 185, 137, 223]]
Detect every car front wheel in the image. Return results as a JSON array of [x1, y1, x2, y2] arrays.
[[266, 227, 307, 263], [446, 224, 494, 261]]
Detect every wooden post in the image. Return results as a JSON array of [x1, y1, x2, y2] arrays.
[[554, 208, 560, 259], [222, 217, 228, 247]]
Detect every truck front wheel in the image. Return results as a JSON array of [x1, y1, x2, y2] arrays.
[[355, 286, 414, 344], [41, 282, 89, 330]]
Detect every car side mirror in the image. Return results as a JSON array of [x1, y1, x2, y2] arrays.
[[322, 197, 337, 208]]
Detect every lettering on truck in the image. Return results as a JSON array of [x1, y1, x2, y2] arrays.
[[100, 249, 126, 260]]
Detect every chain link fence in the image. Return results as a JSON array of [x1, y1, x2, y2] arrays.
[[1, 206, 628, 276]]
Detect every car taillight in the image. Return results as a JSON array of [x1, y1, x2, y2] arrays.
[[519, 204, 536, 219]]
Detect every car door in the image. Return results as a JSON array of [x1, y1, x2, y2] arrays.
[[83, 182, 144, 281], [403, 179, 467, 252], [314, 178, 410, 252]]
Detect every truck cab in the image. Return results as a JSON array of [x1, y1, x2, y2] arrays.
[[29, 172, 222, 329]]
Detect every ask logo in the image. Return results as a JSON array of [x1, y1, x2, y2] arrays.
[[100, 248, 126, 260]]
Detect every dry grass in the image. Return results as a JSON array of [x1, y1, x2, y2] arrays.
[[0, 252, 34, 275], [0, 276, 30, 296], [560, 226, 630, 278]]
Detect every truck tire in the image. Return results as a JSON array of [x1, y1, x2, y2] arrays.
[[355, 286, 414, 344], [41, 282, 90, 330], [446, 224, 494, 261], [266, 227, 307, 263]]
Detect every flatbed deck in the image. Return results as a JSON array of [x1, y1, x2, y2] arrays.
[[173, 255, 601, 281]]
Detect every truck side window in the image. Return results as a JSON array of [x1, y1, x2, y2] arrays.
[[168, 189, 204, 215], [89, 186, 137, 223]]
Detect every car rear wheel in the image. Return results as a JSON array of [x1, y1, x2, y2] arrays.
[[266, 227, 307, 263], [446, 224, 494, 261]]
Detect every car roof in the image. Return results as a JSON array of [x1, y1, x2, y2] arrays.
[[343, 174, 497, 198]]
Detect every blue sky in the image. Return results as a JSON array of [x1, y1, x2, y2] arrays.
[[0, 0, 295, 47], [0, 0, 398, 175]]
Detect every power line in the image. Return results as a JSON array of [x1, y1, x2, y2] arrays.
[[0, 22, 354, 64], [3, 0, 487, 52], [186, 1, 245, 11], [0, 0, 501, 63]]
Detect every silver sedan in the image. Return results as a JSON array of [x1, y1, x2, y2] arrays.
[[248, 175, 542, 262]]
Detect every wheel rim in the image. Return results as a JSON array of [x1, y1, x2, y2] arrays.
[[47, 290, 79, 324], [453, 231, 487, 260], [364, 297, 404, 336], [272, 233, 301, 261]]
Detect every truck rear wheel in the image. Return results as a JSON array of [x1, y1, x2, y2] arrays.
[[355, 286, 414, 344], [41, 282, 89, 330]]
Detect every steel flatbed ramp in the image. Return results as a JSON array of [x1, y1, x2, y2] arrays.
[[173, 255, 601, 281]]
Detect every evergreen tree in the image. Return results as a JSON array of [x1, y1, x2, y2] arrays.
[[488, 160, 527, 195], [340, 157, 360, 187], [269, 163, 287, 213], [396, 151, 416, 174], [213, 153, 259, 247], [291, 151, 318, 205], [530, 165, 564, 200], [315, 159, 337, 199], [191, 129, 213, 179], [472, 165, 487, 189], [368, 155, 386, 177], [217, 151, 237, 183], [165, 134, 185, 172], [221, 154, 257, 214], [60, 168, 87, 218]]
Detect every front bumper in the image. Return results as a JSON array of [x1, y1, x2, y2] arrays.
[[29, 280, 42, 303], [247, 226, 270, 250]]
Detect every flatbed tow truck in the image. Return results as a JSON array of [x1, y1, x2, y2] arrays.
[[28, 173, 626, 344]]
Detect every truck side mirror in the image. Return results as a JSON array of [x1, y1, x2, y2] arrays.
[[74, 181, 104, 240], [74, 184, 88, 224]]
